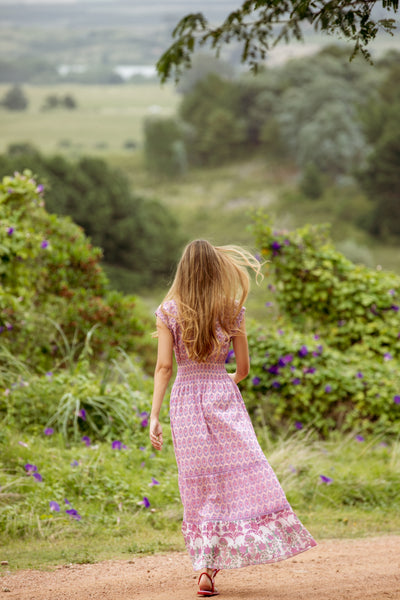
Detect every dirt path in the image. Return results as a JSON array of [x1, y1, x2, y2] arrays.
[[1, 536, 400, 600]]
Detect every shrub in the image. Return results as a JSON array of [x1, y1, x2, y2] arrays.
[[240, 216, 400, 435], [0, 171, 148, 371]]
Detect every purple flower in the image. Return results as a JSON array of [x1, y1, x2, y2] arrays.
[[66, 508, 81, 521], [289, 465, 297, 474], [140, 411, 149, 418], [78, 408, 86, 420], [36, 184, 44, 193], [394, 396, 400, 404], [139, 497, 150, 508], [7, 227, 14, 235], [112, 440, 123, 450], [45, 371, 53, 378], [265, 302, 273, 308], [71, 460, 79, 467], [278, 354, 293, 367], [298, 345, 308, 358], [384, 353, 393, 361], [149, 477, 159, 486], [49, 501, 60, 512], [41, 240, 49, 249], [140, 461, 146, 468], [141, 418, 149, 428], [252, 376, 261, 386], [25, 464, 38, 473], [292, 378, 301, 385], [267, 364, 280, 374], [295, 421, 303, 430], [65, 498, 71, 505], [33, 473, 43, 482], [139, 446, 146, 451], [44, 427, 54, 436], [313, 334, 320, 340], [304, 367, 316, 374], [81, 436, 91, 446], [271, 241, 282, 252], [272, 380, 280, 388], [325, 384, 332, 393], [320, 475, 333, 484], [355, 435, 364, 442], [225, 349, 235, 364], [284, 238, 290, 246], [356, 371, 363, 379], [277, 329, 284, 335], [391, 305, 399, 312]]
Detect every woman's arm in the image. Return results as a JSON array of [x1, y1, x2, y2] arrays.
[[150, 318, 173, 450], [228, 316, 250, 384]]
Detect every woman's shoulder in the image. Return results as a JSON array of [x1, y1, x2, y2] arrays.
[[158, 298, 178, 314], [155, 299, 178, 323]]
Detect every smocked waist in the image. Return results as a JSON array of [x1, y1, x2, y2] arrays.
[[176, 362, 228, 379]]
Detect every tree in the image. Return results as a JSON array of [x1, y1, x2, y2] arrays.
[[157, 1, 399, 82], [176, 53, 235, 95], [0, 148, 184, 290], [358, 63, 400, 237], [361, 120, 400, 237], [144, 116, 188, 177], [1, 85, 28, 110]]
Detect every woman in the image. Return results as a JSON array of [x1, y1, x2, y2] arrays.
[[150, 240, 316, 597]]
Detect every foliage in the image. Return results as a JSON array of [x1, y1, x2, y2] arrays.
[[1, 85, 28, 110], [299, 163, 324, 200], [1, 428, 399, 565], [41, 94, 77, 110], [0, 171, 148, 371], [161, 46, 391, 173], [144, 116, 188, 177], [240, 217, 400, 435], [1, 350, 153, 441], [358, 64, 400, 237], [176, 53, 235, 95], [0, 148, 184, 290], [157, 0, 399, 82]]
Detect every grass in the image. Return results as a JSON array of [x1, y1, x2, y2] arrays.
[[1, 427, 399, 571], [0, 83, 179, 156]]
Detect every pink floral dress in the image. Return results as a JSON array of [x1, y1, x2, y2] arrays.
[[156, 299, 316, 570]]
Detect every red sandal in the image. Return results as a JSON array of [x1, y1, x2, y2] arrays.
[[197, 569, 220, 597]]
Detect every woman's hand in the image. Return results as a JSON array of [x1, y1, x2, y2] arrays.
[[150, 417, 163, 450]]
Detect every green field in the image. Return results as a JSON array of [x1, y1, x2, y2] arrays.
[[0, 83, 179, 155]]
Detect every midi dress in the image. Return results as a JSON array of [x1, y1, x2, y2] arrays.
[[156, 299, 316, 571]]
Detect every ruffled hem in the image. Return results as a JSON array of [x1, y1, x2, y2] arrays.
[[182, 508, 317, 570]]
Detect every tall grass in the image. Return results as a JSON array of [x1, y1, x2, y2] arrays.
[[1, 425, 399, 569]]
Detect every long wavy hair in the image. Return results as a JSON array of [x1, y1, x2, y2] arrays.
[[161, 240, 263, 362]]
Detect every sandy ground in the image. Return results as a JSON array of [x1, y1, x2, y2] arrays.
[[1, 536, 400, 600]]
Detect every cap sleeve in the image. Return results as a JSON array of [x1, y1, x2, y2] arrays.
[[155, 300, 178, 342], [155, 304, 170, 329], [236, 306, 246, 329]]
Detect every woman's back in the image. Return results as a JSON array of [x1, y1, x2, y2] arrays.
[[156, 299, 245, 367]]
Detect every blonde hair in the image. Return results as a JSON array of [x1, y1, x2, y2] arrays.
[[161, 240, 263, 362]]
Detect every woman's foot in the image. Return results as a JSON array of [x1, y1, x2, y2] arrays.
[[197, 569, 220, 596]]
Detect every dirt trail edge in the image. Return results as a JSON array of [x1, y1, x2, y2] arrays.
[[1, 536, 400, 600]]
